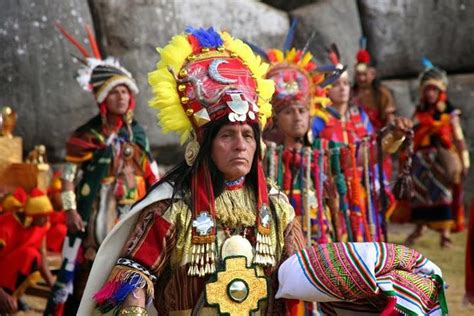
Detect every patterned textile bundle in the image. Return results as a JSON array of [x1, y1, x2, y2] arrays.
[[276, 242, 448, 315]]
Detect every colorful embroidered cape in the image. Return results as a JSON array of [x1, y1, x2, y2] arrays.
[[66, 114, 157, 224], [312, 104, 373, 144], [45, 115, 159, 315], [307, 106, 395, 242], [265, 132, 392, 243], [277, 242, 447, 316], [264, 144, 334, 245], [78, 183, 305, 315]]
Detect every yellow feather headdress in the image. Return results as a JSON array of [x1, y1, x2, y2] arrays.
[[148, 28, 275, 144], [265, 48, 333, 115]]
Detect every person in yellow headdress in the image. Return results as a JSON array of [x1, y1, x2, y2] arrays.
[[0, 188, 54, 314], [0, 187, 27, 214], [262, 43, 340, 246]]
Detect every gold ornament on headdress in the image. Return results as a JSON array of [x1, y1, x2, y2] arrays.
[[148, 31, 274, 144], [184, 130, 200, 166]]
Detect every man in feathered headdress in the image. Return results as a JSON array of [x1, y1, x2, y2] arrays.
[[262, 36, 342, 246], [77, 27, 307, 315], [45, 25, 159, 315]]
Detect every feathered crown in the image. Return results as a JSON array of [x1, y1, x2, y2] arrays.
[[419, 57, 448, 91], [148, 27, 274, 144], [355, 36, 372, 73], [148, 28, 278, 277], [56, 23, 138, 103], [249, 19, 344, 114]]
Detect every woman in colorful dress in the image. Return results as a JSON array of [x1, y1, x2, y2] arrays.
[[311, 45, 411, 242], [405, 58, 469, 248]]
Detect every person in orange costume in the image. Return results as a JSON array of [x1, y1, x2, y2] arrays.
[[405, 58, 469, 248], [0, 188, 55, 314]]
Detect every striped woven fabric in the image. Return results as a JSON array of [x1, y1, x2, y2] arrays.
[[277, 242, 448, 315]]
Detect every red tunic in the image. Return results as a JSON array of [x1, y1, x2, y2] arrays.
[[0, 213, 49, 292], [46, 212, 67, 253]]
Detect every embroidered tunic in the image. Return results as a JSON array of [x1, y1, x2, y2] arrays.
[[92, 184, 305, 315]]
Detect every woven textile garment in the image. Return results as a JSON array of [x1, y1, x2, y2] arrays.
[[277, 242, 447, 315]]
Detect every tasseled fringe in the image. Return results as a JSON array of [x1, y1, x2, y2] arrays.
[[93, 265, 154, 313], [187, 240, 216, 277], [254, 230, 276, 267], [267, 142, 276, 182]]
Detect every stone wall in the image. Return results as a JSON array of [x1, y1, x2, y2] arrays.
[[1, 0, 474, 202]]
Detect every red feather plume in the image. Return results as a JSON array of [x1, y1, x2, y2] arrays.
[[356, 49, 371, 64]]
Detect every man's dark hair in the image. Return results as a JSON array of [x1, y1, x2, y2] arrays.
[[150, 117, 262, 205]]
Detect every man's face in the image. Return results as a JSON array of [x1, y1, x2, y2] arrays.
[[211, 123, 256, 181], [423, 85, 441, 105], [328, 75, 351, 105], [105, 85, 130, 115], [355, 67, 376, 88], [276, 104, 310, 139]]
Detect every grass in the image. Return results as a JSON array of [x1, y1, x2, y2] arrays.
[[388, 223, 474, 316]]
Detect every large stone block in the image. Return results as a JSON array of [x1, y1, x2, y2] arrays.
[[88, 0, 290, 155], [260, 0, 318, 11], [0, 0, 97, 161], [359, 0, 474, 78], [291, 0, 362, 75], [382, 79, 418, 118]]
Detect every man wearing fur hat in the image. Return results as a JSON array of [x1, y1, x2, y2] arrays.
[[45, 27, 159, 315]]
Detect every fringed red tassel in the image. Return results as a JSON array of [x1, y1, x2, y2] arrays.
[[380, 296, 397, 316]]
